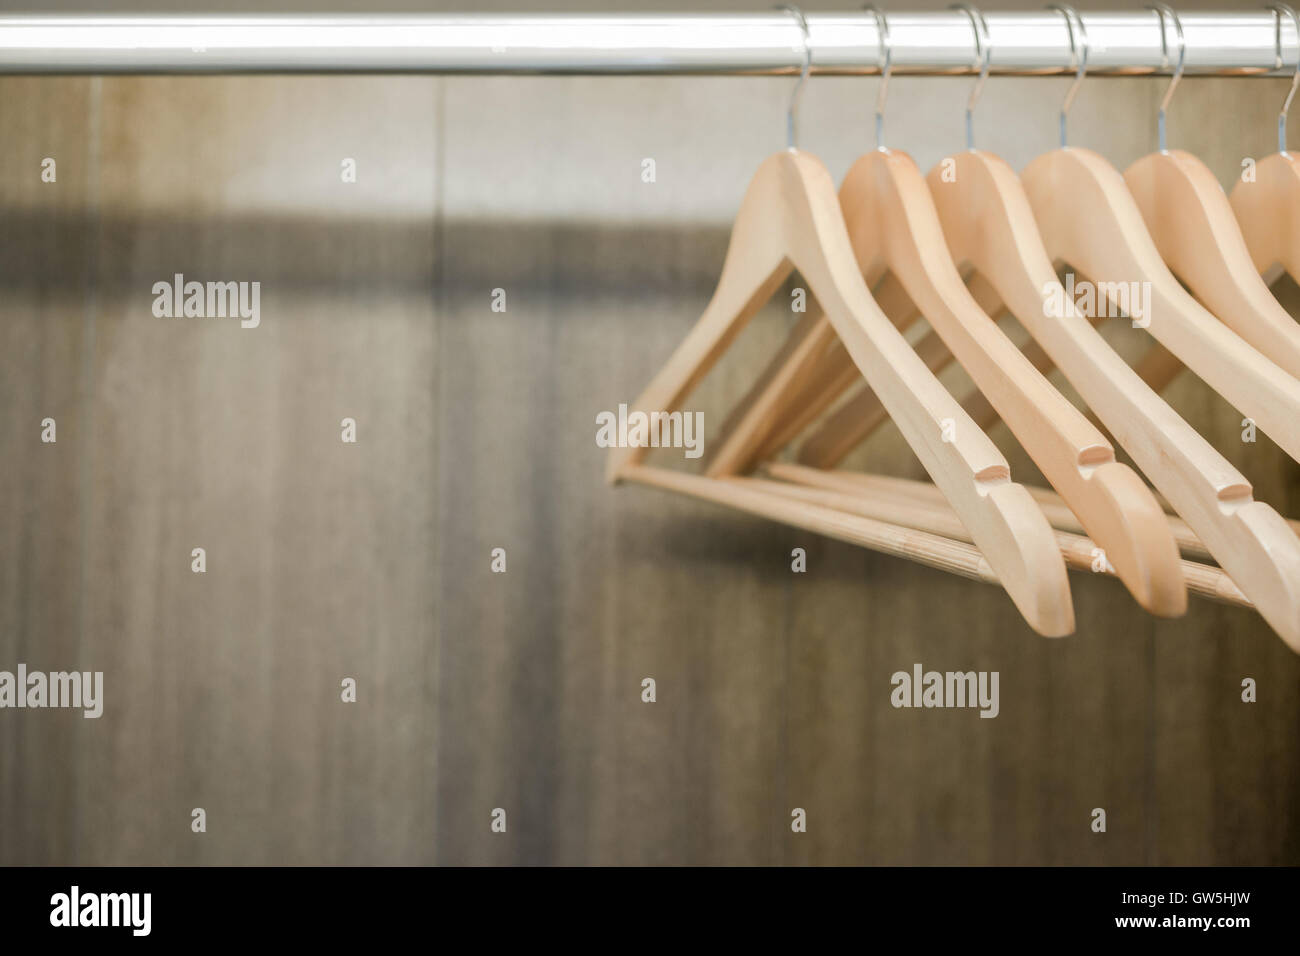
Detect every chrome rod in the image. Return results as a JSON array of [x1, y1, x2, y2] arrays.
[[0, 11, 1293, 76]]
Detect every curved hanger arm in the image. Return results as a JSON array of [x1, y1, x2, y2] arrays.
[[930, 149, 1300, 649], [1229, 151, 1300, 283], [757, 277, 923, 465], [609, 149, 1072, 635], [839, 148, 1184, 616], [1124, 149, 1300, 380], [1021, 146, 1300, 464], [794, 272, 997, 467]]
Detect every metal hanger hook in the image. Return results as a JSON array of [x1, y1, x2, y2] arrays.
[[951, 3, 991, 150], [1147, 2, 1185, 152], [1270, 3, 1300, 153], [776, 4, 812, 150], [1047, 3, 1088, 147], [864, 5, 892, 149]]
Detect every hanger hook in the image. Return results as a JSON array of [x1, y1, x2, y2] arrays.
[[951, 3, 991, 150], [864, 5, 892, 149], [1270, 4, 1300, 153], [776, 4, 812, 150], [1047, 4, 1088, 147], [1147, 3, 1185, 152]]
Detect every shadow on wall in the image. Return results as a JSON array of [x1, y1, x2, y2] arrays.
[[0, 207, 734, 296]]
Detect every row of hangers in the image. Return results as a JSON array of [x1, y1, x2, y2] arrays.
[[606, 2, 1300, 654]]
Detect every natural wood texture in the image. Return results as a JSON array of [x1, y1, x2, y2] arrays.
[[924, 149, 1300, 652], [625, 465, 1005, 589], [829, 148, 1185, 616], [797, 272, 1001, 467], [1125, 149, 1300, 381], [800, 270, 1106, 457], [611, 148, 1073, 636], [727, 149, 1190, 616], [752, 468, 1248, 608], [752, 276, 920, 465], [1021, 146, 1300, 464], [637, 463, 1248, 609], [0, 76, 96, 870], [2, 67, 1299, 869], [768, 145, 1300, 647], [2, 74, 446, 867], [773, 465, 1212, 562], [1229, 151, 1300, 284], [797, 326, 955, 467]]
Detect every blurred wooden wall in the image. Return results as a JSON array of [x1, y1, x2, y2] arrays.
[[1, 62, 1297, 865]]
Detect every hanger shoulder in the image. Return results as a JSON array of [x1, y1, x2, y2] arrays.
[[1022, 147, 1184, 297], [842, 151, 1099, 456], [744, 283, 915, 464], [605, 152, 792, 484], [1022, 146, 1300, 465], [613, 149, 1073, 634], [708, 267, 934, 476], [841, 149, 1184, 616], [929, 154, 1222, 481], [1124, 149, 1300, 380], [940, 149, 1300, 646], [771, 151, 1013, 486], [756, 151, 1078, 635], [797, 325, 953, 468], [1229, 151, 1300, 282], [794, 273, 999, 467]]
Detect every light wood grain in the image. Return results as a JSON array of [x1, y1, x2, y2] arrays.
[[1023, 146, 1300, 464], [2, 67, 1298, 869], [1229, 151, 1300, 289], [612, 148, 1074, 635], [753, 467, 1248, 608], [1126, 149, 1300, 381]]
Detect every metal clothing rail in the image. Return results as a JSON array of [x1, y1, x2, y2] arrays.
[[0, 10, 1296, 76]]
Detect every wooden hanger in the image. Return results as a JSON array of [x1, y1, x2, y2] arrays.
[[1017, 9, 1300, 464], [1022, 151, 1300, 462], [835, 147, 1183, 616], [926, 147, 1300, 649], [609, 11, 1073, 635], [624, 464, 1023, 595], [937, 7, 1300, 457], [1229, 5, 1300, 285], [703, 276, 920, 475], [622, 463, 1253, 616], [1125, 150, 1300, 378], [719, 6, 1110, 467], [612, 151, 1073, 634], [755, 463, 1251, 610], [796, 5, 1300, 648], [829, 4, 1300, 649], [1123, 6, 1300, 380], [793, 272, 997, 468], [1231, 151, 1300, 284], [705, 277, 938, 474], [706, 6, 1184, 616]]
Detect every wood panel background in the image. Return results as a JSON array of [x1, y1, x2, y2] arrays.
[[1, 0, 1298, 865]]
